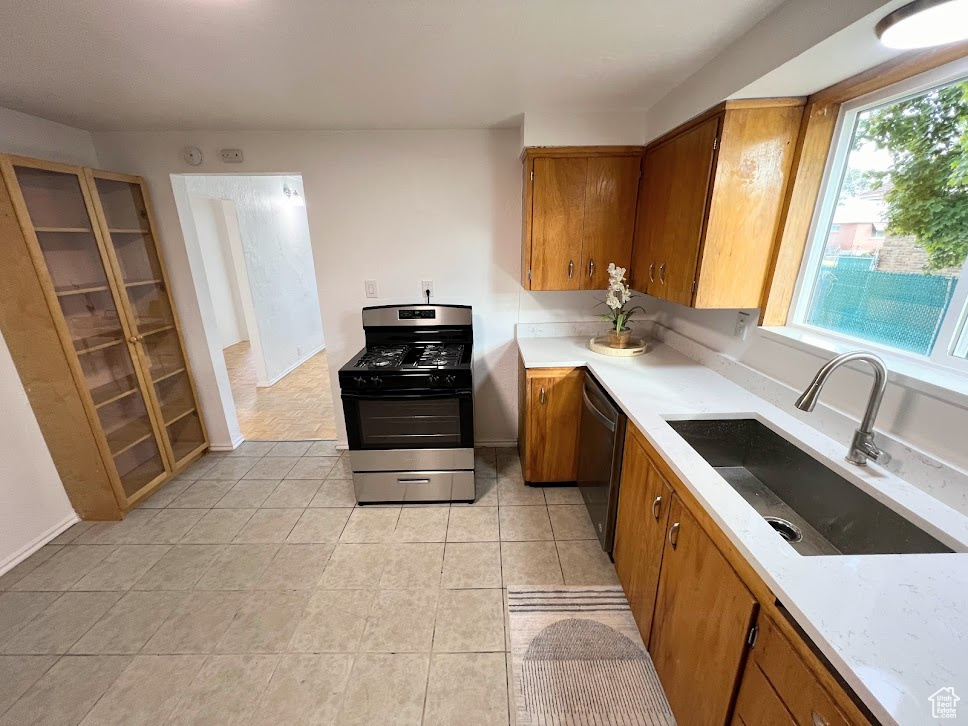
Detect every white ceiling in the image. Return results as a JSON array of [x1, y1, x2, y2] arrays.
[[0, 0, 787, 131]]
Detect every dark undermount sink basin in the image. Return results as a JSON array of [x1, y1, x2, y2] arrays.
[[667, 418, 953, 556]]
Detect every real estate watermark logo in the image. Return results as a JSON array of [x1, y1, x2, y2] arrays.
[[929, 687, 960, 719]]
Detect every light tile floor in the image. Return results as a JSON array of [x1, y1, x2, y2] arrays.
[[0, 443, 619, 726], [224, 341, 337, 441]]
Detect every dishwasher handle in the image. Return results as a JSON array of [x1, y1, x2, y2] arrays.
[[582, 384, 617, 432]]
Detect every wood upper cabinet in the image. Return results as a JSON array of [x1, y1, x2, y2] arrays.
[[530, 157, 586, 290], [632, 117, 719, 306], [613, 430, 672, 645], [650, 494, 758, 726], [581, 156, 642, 289], [630, 99, 805, 309], [522, 148, 642, 291], [520, 367, 583, 483]]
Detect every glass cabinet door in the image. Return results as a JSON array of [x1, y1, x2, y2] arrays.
[[10, 162, 169, 499], [88, 173, 206, 466]]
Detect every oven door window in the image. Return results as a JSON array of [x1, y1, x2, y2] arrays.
[[357, 397, 463, 448]]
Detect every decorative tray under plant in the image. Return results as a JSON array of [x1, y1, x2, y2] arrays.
[[588, 336, 650, 357]]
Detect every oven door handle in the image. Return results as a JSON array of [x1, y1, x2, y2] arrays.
[[341, 390, 471, 400]]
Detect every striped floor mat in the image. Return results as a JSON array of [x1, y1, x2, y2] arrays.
[[507, 586, 676, 726]]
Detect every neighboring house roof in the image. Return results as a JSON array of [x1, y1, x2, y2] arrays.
[[833, 188, 887, 227]]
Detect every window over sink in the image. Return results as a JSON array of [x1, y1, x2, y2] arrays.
[[792, 57, 968, 371]]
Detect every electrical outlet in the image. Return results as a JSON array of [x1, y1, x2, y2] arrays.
[[364, 280, 379, 298], [421, 280, 434, 301], [735, 311, 751, 340]]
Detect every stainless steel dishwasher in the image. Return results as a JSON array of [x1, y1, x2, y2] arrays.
[[577, 373, 627, 553]]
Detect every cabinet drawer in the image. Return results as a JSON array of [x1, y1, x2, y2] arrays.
[[754, 617, 854, 726], [734, 662, 796, 726]]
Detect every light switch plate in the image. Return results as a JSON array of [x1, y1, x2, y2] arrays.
[[364, 280, 379, 298]]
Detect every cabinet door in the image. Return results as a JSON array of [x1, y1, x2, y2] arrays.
[[613, 434, 672, 644], [733, 661, 796, 726], [3, 159, 170, 502], [580, 156, 640, 289], [530, 157, 587, 290], [86, 171, 207, 469], [632, 117, 719, 305], [525, 369, 583, 482], [651, 494, 758, 726]]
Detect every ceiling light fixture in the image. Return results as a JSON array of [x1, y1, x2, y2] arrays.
[[876, 0, 968, 49]]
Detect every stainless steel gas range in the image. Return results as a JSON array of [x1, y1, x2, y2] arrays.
[[338, 304, 475, 503]]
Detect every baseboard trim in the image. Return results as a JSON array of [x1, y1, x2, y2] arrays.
[[0, 512, 80, 577], [257, 343, 327, 389], [210, 433, 246, 452], [476, 439, 518, 448]]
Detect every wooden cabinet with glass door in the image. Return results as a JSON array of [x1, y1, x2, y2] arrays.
[[85, 170, 207, 469], [0, 154, 206, 514]]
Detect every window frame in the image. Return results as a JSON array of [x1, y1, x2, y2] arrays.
[[788, 55, 968, 374]]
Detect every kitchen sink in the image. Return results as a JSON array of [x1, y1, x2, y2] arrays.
[[667, 418, 953, 556]]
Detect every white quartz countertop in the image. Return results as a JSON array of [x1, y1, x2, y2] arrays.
[[517, 335, 968, 726]]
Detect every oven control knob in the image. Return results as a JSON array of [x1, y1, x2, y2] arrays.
[[445, 375, 457, 386], [353, 376, 366, 387], [429, 374, 441, 386], [372, 377, 383, 388]]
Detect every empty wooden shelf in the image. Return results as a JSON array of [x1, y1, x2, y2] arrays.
[[0, 154, 208, 517]]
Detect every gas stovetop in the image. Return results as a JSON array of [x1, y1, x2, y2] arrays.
[[351, 343, 467, 371], [338, 305, 473, 392]]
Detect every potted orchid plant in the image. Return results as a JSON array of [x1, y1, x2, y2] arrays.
[[599, 263, 645, 348]]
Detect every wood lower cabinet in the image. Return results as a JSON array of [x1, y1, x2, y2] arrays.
[[519, 366, 583, 483], [650, 494, 758, 726], [750, 616, 855, 726], [734, 660, 796, 726], [613, 431, 672, 644], [615, 424, 872, 726], [521, 147, 642, 291], [0, 154, 207, 517]]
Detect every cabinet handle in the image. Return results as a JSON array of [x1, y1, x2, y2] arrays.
[[539, 387, 546, 405], [659, 263, 666, 284], [648, 262, 654, 283], [668, 522, 680, 549], [811, 712, 829, 726], [128, 335, 138, 344], [568, 260, 574, 279], [588, 259, 595, 278], [651, 495, 662, 521]]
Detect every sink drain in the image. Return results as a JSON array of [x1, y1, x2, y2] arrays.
[[765, 517, 803, 543]]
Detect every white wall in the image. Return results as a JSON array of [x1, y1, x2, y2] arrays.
[[0, 106, 98, 167], [0, 106, 88, 573], [643, 0, 895, 138], [189, 196, 248, 349], [93, 129, 612, 445], [522, 111, 648, 148], [184, 175, 324, 386]]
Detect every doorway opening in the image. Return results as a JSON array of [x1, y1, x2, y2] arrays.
[[174, 174, 335, 441]]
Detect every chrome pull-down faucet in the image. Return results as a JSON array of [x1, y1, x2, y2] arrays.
[[794, 351, 888, 466]]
